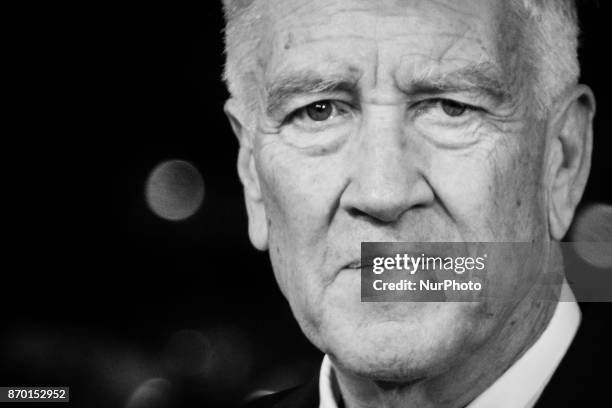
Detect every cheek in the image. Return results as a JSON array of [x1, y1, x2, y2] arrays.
[[496, 125, 548, 238], [427, 130, 548, 301], [428, 132, 546, 241], [254, 142, 348, 292], [258, 152, 341, 243]]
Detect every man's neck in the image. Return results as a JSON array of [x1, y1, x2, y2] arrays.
[[332, 285, 560, 408]]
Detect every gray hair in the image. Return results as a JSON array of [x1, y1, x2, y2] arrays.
[[222, 0, 579, 119]]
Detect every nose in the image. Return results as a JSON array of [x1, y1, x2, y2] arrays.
[[340, 106, 434, 224]]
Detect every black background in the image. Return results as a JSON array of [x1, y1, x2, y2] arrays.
[[2, 1, 611, 407]]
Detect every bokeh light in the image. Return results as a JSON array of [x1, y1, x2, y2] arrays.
[[145, 160, 204, 221]]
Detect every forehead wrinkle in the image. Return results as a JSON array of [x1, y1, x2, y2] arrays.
[[371, 30, 484, 44], [273, 0, 378, 22], [277, 33, 378, 50], [423, 0, 488, 21]]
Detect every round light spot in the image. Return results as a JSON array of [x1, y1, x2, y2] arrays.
[[145, 160, 204, 221]]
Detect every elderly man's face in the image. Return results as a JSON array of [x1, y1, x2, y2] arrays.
[[236, 0, 555, 380]]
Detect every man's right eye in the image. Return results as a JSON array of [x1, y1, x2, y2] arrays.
[[280, 99, 354, 148], [304, 101, 333, 121], [288, 100, 351, 126]]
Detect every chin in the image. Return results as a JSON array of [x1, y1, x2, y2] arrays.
[[315, 303, 482, 382]]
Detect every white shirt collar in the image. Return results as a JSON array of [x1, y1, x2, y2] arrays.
[[319, 284, 580, 408]]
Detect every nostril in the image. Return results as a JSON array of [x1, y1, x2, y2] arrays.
[[347, 207, 367, 218], [346, 206, 395, 226]]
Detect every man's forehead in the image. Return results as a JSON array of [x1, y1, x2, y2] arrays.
[[265, 0, 502, 34], [261, 0, 505, 45], [259, 0, 513, 88]]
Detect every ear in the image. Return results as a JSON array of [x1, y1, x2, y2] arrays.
[[546, 85, 596, 240], [224, 98, 269, 250]]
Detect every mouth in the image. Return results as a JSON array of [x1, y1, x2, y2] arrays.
[[345, 260, 372, 270]]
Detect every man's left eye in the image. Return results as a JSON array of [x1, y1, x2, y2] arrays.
[[439, 99, 469, 117], [415, 98, 479, 118]]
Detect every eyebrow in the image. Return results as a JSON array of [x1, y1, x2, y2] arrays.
[[264, 62, 512, 116], [407, 63, 512, 103], [265, 70, 360, 116]]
